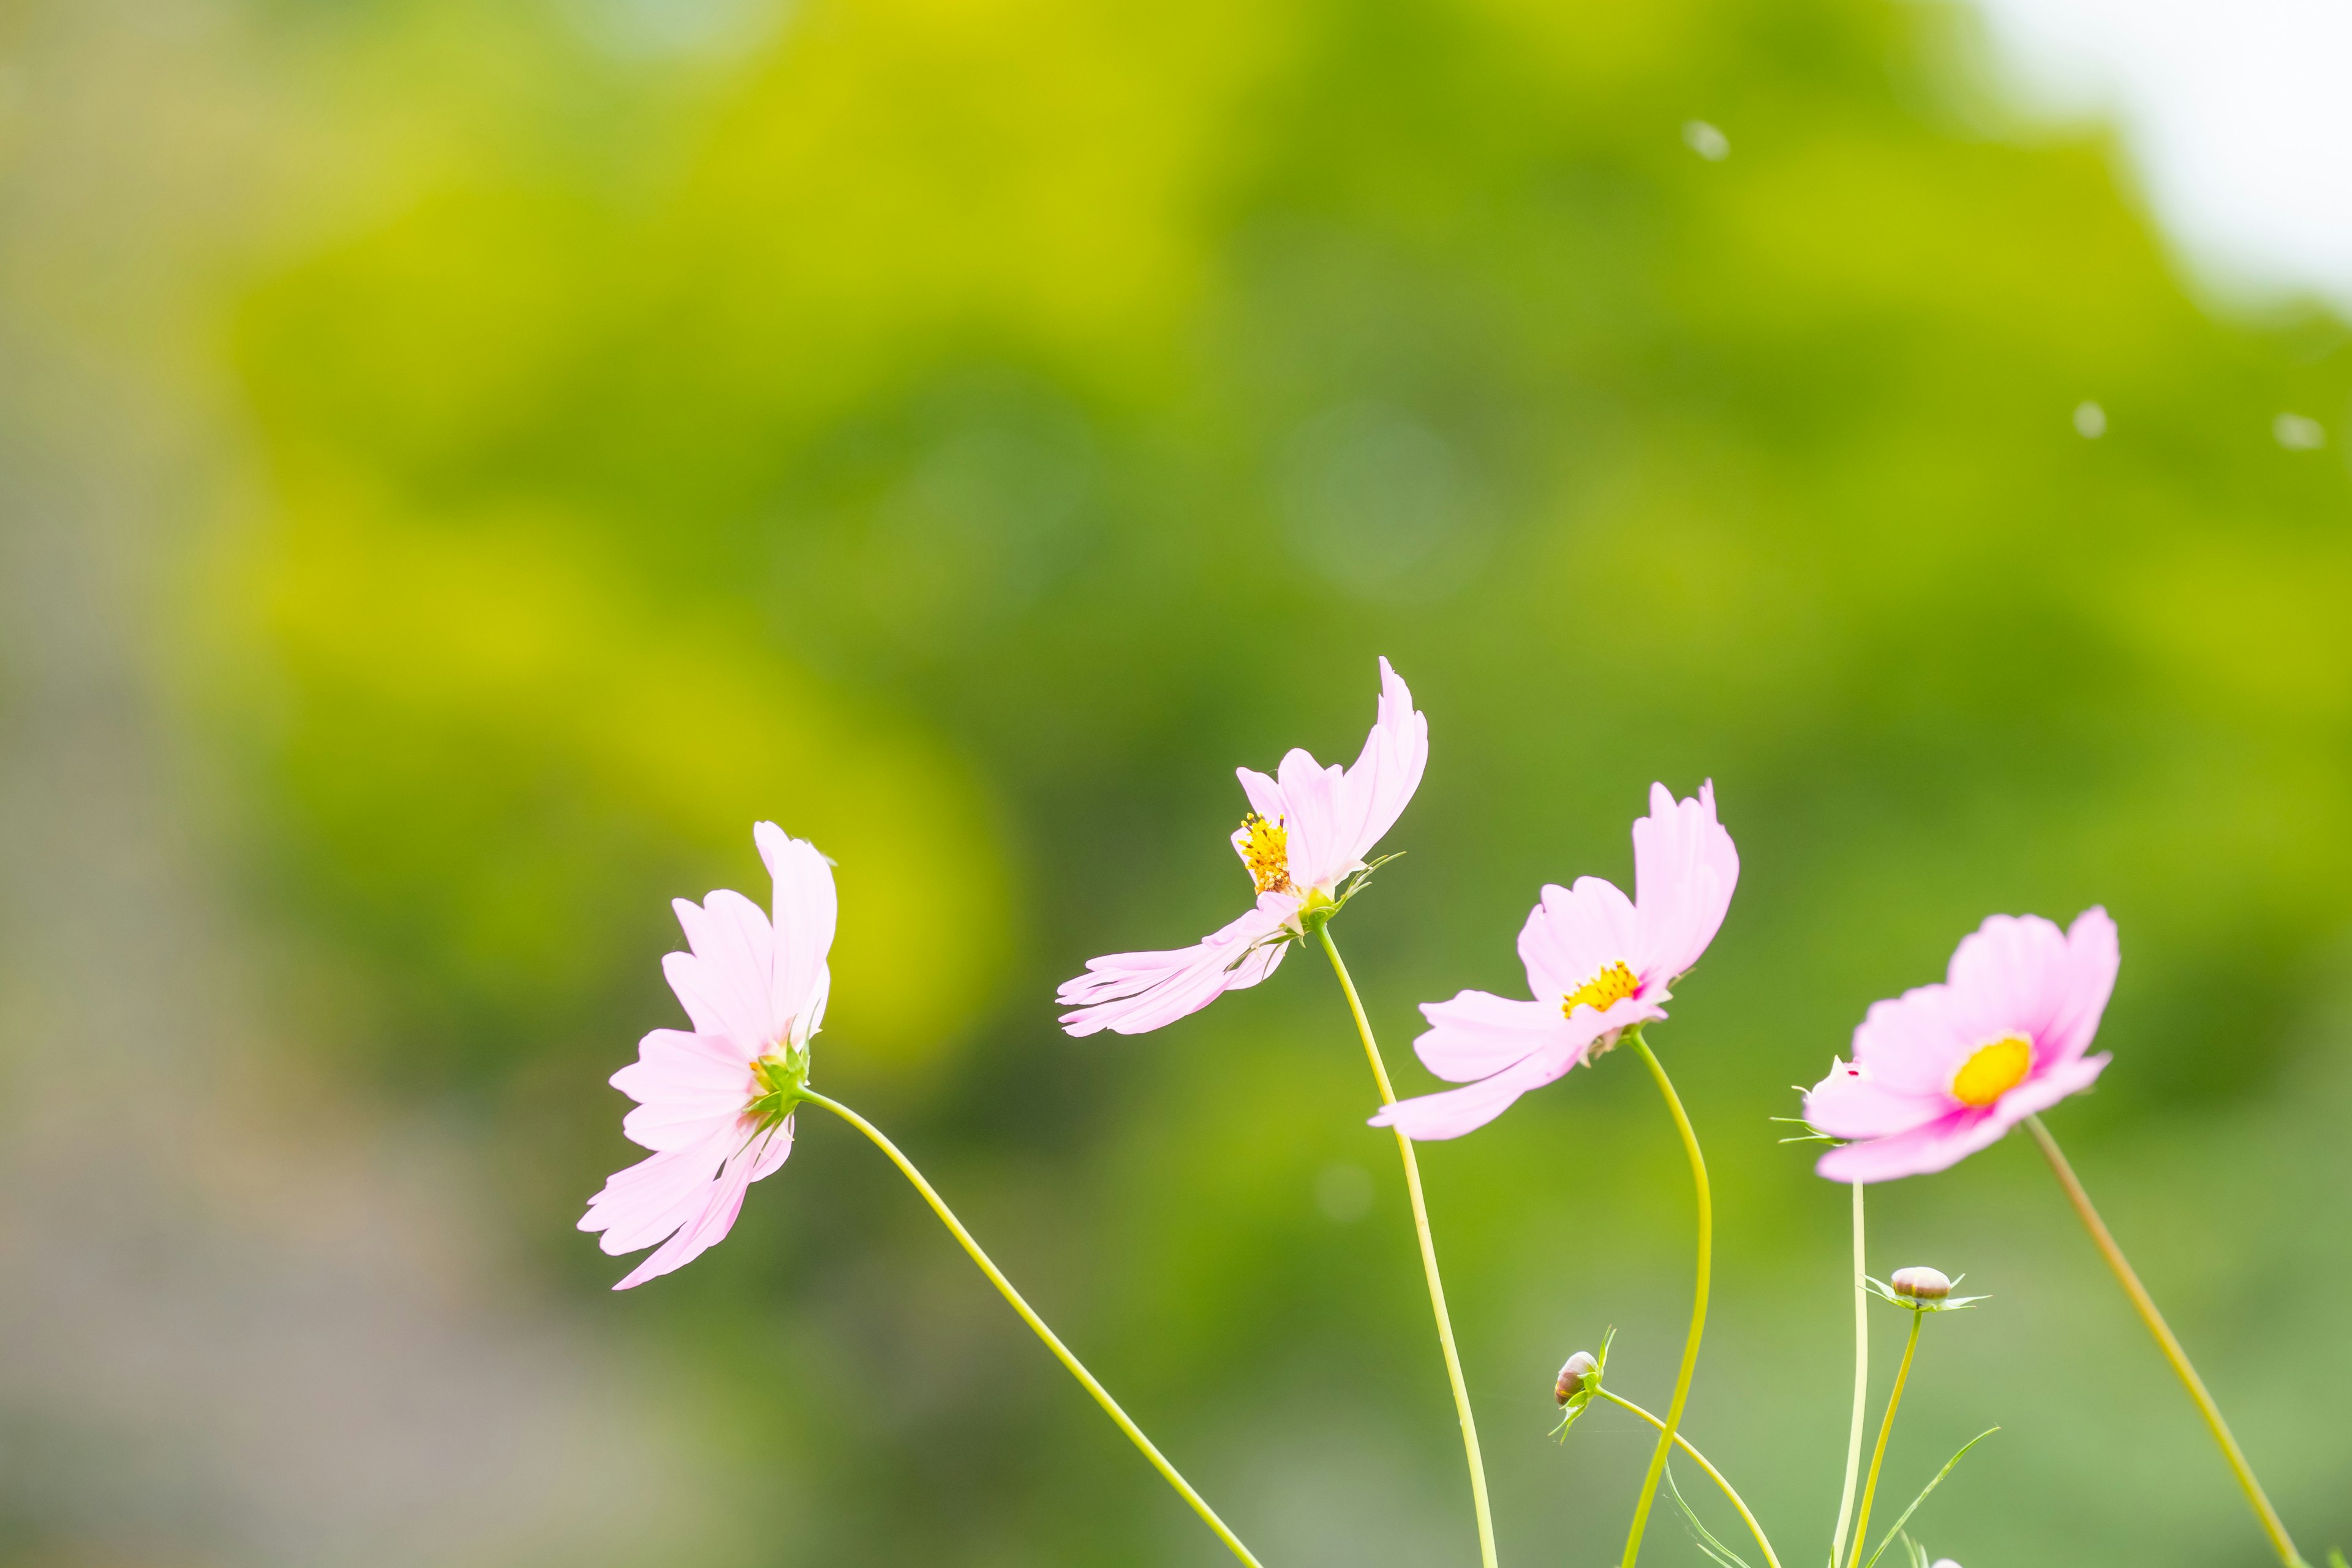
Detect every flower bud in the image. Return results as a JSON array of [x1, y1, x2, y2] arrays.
[[1555, 1351, 1598, 1404], [1890, 1266, 1953, 1302]]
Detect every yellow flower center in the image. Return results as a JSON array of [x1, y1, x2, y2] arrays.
[[1562, 960, 1641, 1019], [1239, 813, 1294, 895], [1951, 1035, 2032, 1107]]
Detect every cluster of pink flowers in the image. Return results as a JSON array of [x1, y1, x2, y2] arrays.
[[565, 654, 2326, 1568], [580, 656, 2119, 1278]]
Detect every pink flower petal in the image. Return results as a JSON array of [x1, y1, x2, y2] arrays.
[[610, 1028, 753, 1102], [1275, 747, 1350, 889], [613, 1144, 761, 1290], [1413, 990, 1568, 1083], [1815, 1109, 2008, 1182], [1630, 780, 1738, 981], [1992, 1050, 2109, 1124], [1325, 656, 1428, 873], [1057, 902, 1292, 1036], [1520, 877, 1640, 1000], [755, 822, 837, 1046], [1944, 913, 2076, 1053], [1354, 655, 1429, 858], [1235, 765, 1286, 827], [2040, 907, 2119, 1066], [579, 1123, 739, 1254], [599, 1120, 794, 1291], [1849, 983, 1980, 1096], [1803, 1057, 1947, 1140], [663, 889, 780, 1053], [1371, 1036, 1585, 1140]]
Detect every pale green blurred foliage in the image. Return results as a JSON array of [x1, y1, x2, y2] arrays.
[[2, 0, 2348, 1562]]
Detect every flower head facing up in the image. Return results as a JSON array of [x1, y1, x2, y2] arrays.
[[578, 823, 835, 1289], [1805, 908, 2118, 1184], [1057, 658, 1428, 1037], [1371, 781, 1738, 1140]]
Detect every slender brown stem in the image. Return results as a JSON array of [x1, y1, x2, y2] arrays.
[[1847, 1310, 1920, 1568], [1315, 926, 1498, 1568], [2027, 1115, 2307, 1568], [1623, 1030, 1711, 1568], [1594, 1388, 1782, 1568]]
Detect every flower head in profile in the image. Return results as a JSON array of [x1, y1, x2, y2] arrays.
[[579, 823, 835, 1289], [1806, 908, 2117, 1183], [1374, 782, 1738, 1140], [1057, 657, 1428, 1036]]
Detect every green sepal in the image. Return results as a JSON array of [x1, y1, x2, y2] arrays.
[[747, 1045, 812, 1131], [1866, 1275, 1989, 1313]]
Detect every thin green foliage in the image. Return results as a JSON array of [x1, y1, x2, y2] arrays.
[[1858, 1430, 1999, 1568], [1664, 1461, 1750, 1568]]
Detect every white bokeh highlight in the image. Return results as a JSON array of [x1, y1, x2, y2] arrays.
[[1961, 0, 2352, 309]]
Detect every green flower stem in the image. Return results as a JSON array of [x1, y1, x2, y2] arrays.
[[2027, 1114, 2309, 1568], [1623, 1028, 1711, 1568], [800, 1091, 1265, 1568], [1827, 1182, 1869, 1568], [1594, 1388, 1782, 1568], [1846, 1307, 1920, 1568], [1314, 926, 1499, 1568]]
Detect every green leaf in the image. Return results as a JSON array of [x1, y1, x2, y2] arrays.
[[1860, 1429, 1999, 1568], [1665, 1461, 1751, 1568]]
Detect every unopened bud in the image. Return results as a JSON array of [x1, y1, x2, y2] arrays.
[[1890, 1266, 1953, 1302], [1555, 1351, 1598, 1404]]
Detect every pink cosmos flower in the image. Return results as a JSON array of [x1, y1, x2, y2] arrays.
[[1057, 658, 1428, 1036], [579, 822, 835, 1289], [1806, 908, 2118, 1183], [1374, 782, 1738, 1140]]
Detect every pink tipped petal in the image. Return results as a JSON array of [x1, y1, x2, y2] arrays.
[[755, 823, 837, 1045], [1372, 1038, 1583, 1140], [1944, 913, 2076, 1052], [1274, 748, 1351, 889], [1991, 1050, 2109, 1125], [1630, 780, 1739, 981], [1235, 765, 1286, 827], [1413, 990, 1567, 1083], [580, 1124, 738, 1253], [613, 1144, 760, 1290], [1520, 878, 1640, 1000], [1849, 984, 1979, 1095], [610, 1029, 754, 1104], [1815, 1110, 2008, 1182], [664, 890, 780, 1053], [1803, 1058, 1948, 1140], [2041, 908, 2120, 1065], [1334, 657, 1428, 867], [603, 1120, 795, 1291], [1057, 903, 1291, 1036]]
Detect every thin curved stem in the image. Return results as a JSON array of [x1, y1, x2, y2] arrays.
[[1827, 1183, 1869, 1568], [1623, 1030, 1711, 1568], [2027, 1115, 2308, 1568], [1596, 1388, 1782, 1568], [1314, 926, 1498, 1568], [1847, 1309, 1919, 1568], [801, 1091, 1265, 1568]]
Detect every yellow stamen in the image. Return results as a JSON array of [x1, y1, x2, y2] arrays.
[[1563, 960, 1641, 1019], [1238, 813, 1294, 895], [1951, 1035, 2032, 1107]]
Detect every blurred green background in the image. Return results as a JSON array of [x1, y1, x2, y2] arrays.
[[1, 0, 2346, 1563]]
